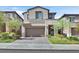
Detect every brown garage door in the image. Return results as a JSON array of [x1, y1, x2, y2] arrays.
[[25, 27, 45, 37]]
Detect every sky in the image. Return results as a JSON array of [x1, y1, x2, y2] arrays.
[[0, 6, 79, 19]]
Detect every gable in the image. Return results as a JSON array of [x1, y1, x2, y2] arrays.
[[27, 6, 49, 12]]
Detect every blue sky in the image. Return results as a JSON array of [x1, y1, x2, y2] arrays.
[[0, 6, 79, 19]]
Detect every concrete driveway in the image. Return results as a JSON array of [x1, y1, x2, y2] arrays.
[[1, 37, 79, 50], [6, 37, 53, 49], [15, 37, 49, 44]]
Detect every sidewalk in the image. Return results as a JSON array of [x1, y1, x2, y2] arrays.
[[0, 43, 79, 50]]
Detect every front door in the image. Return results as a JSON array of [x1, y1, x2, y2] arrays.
[[48, 25, 54, 35]]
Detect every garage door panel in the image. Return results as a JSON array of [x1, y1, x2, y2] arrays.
[[26, 28, 45, 37]]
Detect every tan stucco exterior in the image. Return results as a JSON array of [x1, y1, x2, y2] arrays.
[[24, 7, 49, 21], [0, 11, 23, 37], [22, 6, 56, 37]]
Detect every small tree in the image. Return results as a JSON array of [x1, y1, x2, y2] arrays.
[[8, 19, 22, 32], [53, 18, 71, 36]]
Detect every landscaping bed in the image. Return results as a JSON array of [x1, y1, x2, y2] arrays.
[[48, 34, 79, 44], [0, 38, 15, 43], [0, 32, 17, 43]]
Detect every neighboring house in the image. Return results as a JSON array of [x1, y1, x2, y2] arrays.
[[22, 6, 56, 37], [59, 14, 79, 37], [0, 11, 23, 36]]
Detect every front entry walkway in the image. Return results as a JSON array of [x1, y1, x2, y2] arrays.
[[4, 37, 53, 49]]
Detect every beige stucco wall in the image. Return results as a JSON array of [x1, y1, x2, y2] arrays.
[[45, 20, 56, 25], [28, 8, 48, 20], [4, 13, 23, 22], [24, 8, 48, 20]]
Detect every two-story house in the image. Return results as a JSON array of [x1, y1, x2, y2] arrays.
[[59, 14, 79, 37], [22, 6, 56, 37], [0, 11, 23, 36]]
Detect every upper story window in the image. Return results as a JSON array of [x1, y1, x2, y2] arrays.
[[12, 13, 16, 18], [36, 11, 43, 19], [68, 16, 76, 22], [6, 13, 13, 19], [49, 13, 53, 19], [7, 13, 11, 17]]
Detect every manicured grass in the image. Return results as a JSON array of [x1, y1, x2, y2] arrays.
[[48, 36, 79, 44], [0, 38, 16, 43]]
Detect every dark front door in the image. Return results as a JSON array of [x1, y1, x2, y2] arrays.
[[48, 25, 54, 35]]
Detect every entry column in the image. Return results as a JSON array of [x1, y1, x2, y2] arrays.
[[21, 25, 25, 38], [45, 25, 48, 37], [6, 22, 9, 32]]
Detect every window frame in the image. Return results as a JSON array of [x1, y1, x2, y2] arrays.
[[69, 16, 76, 22], [35, 11, 43, 19]]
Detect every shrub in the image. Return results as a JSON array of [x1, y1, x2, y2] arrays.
[[54, 34, 64, 38], [49, 38, 79, 44], [0, 32, 9, 39], [48, 35, 79, 44], [48, 34, 52, 38], [16, 35, 20, 39], [0, 32, 16, 40], [9, 32, 16, 39], [67, 36, 79, 41]]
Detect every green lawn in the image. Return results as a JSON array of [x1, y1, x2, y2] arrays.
[[0, 38, 16, 43], [48, 35, 79, 44], [0, 32, 17, 43]]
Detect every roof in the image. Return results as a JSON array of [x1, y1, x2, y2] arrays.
[[59, 14, 79, 20], [0, 11, 24, 21], [23, 6, 49, 14], [49, 12, 56, 15], [27, 6, 49, 12]]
